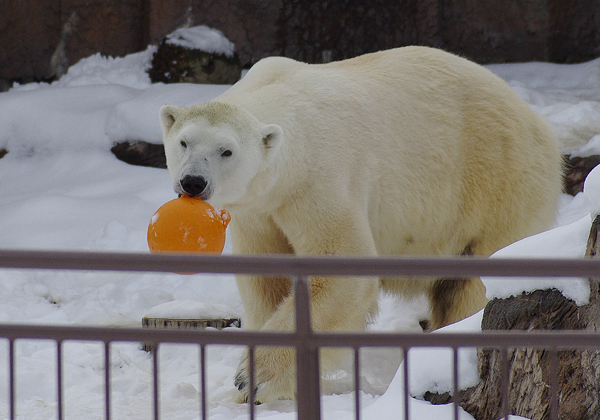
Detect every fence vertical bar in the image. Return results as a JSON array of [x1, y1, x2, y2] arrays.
[[403, 348, 409, 420], [57, 340, 63, 420], [152, 344, 160, 420], [105, 341, 111, 420], [549, 348, 559, 420], [199, 345, 207, 420], [452, 347, 459, 420], [9, 339, 15, 420], [294, 275, 321, 420], [501, 347, 509, 420], [354, 347, 361, 420], [248, 346, 255, 420]]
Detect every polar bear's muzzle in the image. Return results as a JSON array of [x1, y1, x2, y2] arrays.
[[179, 175, 212, 200]]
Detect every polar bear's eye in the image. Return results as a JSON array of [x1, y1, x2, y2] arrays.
[[180, 141, 188, 148], [221, 150, 233, 158]]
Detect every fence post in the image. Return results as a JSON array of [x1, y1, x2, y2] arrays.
[[294, 275, 321, 420], [9, 339, 15, 420]]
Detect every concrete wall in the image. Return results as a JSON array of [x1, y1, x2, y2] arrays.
[[2, 0, 600, 86]]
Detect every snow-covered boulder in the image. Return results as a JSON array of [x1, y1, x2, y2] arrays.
[[147, 26, 242, 85]]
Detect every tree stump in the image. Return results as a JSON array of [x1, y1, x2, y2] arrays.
[[459, 216, 600, 420]]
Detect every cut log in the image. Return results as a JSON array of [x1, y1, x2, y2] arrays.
[[142, 317, 241, 330], [141, 317, 241, 352], [459, 215, 600, 420]]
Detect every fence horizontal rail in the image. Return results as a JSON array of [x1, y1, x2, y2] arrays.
[[0, 323, 599, 349], [0, 249, 597, 420], [0, 249, 599, 278]]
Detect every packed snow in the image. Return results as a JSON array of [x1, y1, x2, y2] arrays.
[[0, 42, 599, 420]]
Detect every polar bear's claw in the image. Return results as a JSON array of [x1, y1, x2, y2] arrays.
[[234, 368, 263, 404], [234, 371, 246, 391]]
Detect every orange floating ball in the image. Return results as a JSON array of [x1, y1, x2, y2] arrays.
[[147, 195, 230, 254]]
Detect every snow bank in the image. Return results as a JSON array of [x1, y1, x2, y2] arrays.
[[1, 79, 229, 155], [11, 46, 156, 92], [104, 83, 230, 145]]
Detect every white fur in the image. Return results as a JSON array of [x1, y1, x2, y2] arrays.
[[159, 46, 563, 403]]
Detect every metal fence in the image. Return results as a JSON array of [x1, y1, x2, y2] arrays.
[[1, 249, 599, 420]]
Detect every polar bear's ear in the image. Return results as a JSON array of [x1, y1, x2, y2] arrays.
[[159, 105, 184, 137], [261, 124, 283, 152]]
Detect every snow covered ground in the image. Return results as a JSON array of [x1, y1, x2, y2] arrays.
[[1, 41, 600, 419]]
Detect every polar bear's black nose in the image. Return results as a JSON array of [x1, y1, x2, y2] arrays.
[[180, 175, 208, 197]]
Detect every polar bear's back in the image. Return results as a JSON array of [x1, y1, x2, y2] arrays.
[[217, 47, 562, 258]]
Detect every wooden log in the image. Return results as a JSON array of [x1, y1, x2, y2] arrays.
[[141, 316, 241, 352], [459, 215, 600, 420]]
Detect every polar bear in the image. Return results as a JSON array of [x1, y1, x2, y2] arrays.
[[159, 46, 563, 403]]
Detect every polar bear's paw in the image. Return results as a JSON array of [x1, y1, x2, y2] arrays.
[[234, 347, 296, 403]]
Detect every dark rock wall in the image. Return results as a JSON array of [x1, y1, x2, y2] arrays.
[[277, 0, 440, 64], [440, 0, 551, 63], [1, 0, 147, 83], [2, 0, 600, 85], [1, 0, 62, 83], [145, 0, 282, 69]]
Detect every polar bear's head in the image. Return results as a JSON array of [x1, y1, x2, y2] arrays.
[[159, 102, 283, 208]]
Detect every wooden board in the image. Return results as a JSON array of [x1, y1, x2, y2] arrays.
[[141, 317, 241, 351]]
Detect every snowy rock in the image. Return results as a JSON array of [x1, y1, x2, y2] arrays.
[[111, 141, 166, 168], [165, 26, 235, 58], [147, 26, 242, 85]]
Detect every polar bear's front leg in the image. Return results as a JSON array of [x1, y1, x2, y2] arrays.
[[234, 274, 379, 403], [235, 211, 380, 403], [231, 214, 294, 330]]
